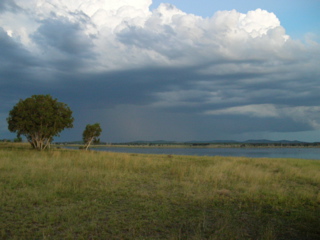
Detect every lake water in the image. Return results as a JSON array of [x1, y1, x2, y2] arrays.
[[68, 146, 320, 160]]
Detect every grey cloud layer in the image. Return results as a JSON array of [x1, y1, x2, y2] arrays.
[[0, 0, 20, 13], [0, 0, 319, 141]]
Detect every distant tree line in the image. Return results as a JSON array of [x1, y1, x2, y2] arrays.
[[239, 143, 320, 147], [111, 142, 320, 148]]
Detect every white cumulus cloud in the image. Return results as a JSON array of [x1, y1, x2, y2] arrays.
[[0, 0, 294, 70]]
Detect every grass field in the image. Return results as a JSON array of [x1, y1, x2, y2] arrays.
[[0, 143, 319, 239]]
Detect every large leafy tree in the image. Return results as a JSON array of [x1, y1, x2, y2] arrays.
[[7, 94, 74, 150], [82, 123, 102, 150]]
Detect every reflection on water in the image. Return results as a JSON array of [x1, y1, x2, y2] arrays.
[[66, 146, 320, 160]]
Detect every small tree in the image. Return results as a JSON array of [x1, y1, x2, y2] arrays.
[[82, 123, 102, 150], [7, 94, 74, 150]]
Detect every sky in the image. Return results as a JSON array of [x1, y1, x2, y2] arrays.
[[0, 0, 320, 143]]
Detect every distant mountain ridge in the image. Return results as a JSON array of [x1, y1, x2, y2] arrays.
[[243, 139, 306, 144]]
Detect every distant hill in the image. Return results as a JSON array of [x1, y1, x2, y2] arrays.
[[243, 139, 307, 144], [126, 140, 177, 144], [185, 140, 239, 144]]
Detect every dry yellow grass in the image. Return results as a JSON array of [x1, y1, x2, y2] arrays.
[[0, 146, 319, 239]]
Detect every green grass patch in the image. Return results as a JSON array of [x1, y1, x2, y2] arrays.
[[0, 147, 319, 239]]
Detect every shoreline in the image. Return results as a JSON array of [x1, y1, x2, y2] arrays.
[[62, 143, 320, 149]]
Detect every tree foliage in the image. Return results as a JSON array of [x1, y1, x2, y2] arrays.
[[7, 94, 74, 150], [82, 123, 102, 150]]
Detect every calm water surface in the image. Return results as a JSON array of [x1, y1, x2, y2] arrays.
[[72, 146, 320, 160]]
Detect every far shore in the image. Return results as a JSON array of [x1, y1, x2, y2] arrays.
[[61, 142, 320, 149]]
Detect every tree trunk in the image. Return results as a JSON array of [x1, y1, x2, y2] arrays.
[[43, 137, 51, 150], [85, 138, 94, 151]]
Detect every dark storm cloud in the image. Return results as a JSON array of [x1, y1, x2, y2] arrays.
[[0, 28, 43, 109], [0, 28, 36, 68], [1, 59, 319, 141]]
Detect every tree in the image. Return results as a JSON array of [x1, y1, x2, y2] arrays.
[[82, 123, 102, 150], [7, 94, 74, 150]]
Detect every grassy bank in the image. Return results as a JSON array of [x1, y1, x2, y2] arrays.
[[0, 146, 319, 239]]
